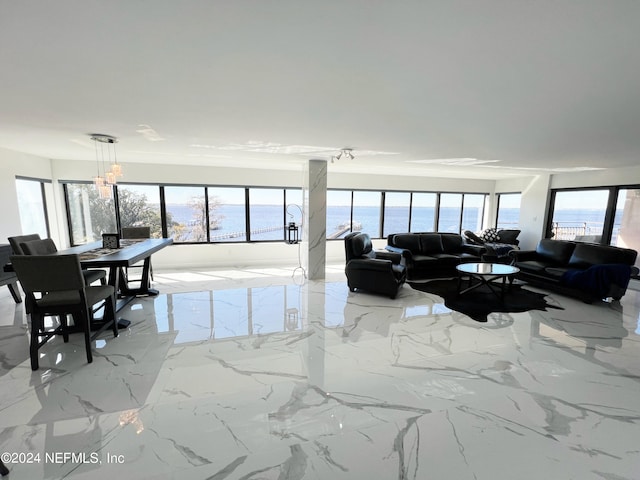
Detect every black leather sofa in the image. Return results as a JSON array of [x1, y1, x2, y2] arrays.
[[345, 232, 407, 298], [385, 232, 485, 280], [509, 239, 638, 301]]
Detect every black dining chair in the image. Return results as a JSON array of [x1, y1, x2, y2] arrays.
[[120, 226, 153, 286], [10, 254, 118, 370], [8, 233, 41, 255], [19, 237, 107, 286]]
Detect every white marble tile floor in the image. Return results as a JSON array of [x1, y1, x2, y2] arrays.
[[0, 265, 639, 479]]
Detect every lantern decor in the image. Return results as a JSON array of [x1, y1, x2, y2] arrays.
[[285, 203, 306, 278], [286, 221, 299, 245], [284, 204, 303, 245]]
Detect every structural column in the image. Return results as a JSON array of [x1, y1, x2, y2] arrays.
[[303, 159, 327, 280]]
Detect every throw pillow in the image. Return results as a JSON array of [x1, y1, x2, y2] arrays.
[[481, 228, 500, 242], [464, 230, 485, 245]]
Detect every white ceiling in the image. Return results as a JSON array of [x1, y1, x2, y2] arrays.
[[1, 0, 639, 180]]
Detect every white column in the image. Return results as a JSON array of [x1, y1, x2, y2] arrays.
[[303, 159, 327, 280]]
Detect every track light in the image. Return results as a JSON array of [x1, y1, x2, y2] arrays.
[[331, 148, 354, 163]]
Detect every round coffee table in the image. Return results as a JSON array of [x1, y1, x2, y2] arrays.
[[456, 262, 520, 301]]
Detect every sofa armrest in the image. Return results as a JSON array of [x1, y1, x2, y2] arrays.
[[347, 258, 395, 273], [375, 250, 403, 265], [509, 249, 538, 262], [385, 245, 412, 259], [461, 244, 486, 256]]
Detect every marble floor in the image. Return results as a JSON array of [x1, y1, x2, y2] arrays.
[[1, 264, 639, 479]]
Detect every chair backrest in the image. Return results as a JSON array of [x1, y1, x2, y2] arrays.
[[344, 232, 373, 262], [121, 226, 151, 239], [20, 238, 58, 255], [11, 254, 85, 293], [8, 234, 41, 255]]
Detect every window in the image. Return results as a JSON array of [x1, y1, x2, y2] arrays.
[[208, 187, 246, 242], [496, 193, 521, 229], [383, 192, 410, 238], [410, 193, 437, 232], [438, 193, 463, 233], [352, 191, 381, 238], [117, 184, 162, 238], [15, 177, 49, 238], [64, 183, 117, 245], [461, 194, 486, 233], [326, 190, 353, 239], [612, 189, 640, 267], [249, 188, 285, 241], [550, 190, 609, 242], [164, 186, 207, 242], [285, 189, 303, 241]]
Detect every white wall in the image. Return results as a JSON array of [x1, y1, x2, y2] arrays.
[[0, 148, 64, 246]]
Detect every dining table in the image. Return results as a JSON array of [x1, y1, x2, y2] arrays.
[[54, 237, 173, 327]]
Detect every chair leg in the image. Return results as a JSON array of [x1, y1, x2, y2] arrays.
[[30, 314, 41, 371], [61, 315, 70, 342], [0, 459, 9, 476], [8, 281, 22, 303], [107, 294, 118, 338], [82, 309, 93, 364]]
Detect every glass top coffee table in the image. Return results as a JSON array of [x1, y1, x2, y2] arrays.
[[456, 262, 520, 301]]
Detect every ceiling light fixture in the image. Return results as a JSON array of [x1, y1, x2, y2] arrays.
[[331, 148, 355, 163], [90, 134, 122, 199]]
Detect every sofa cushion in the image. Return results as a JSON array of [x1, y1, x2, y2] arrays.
[[497, 229, 520, 245], [419, 234, 443, 254], [440, 233, 464, 253], [391, 234, 421, 253], [535, 239, 576, 265], [568, 243, 638, 269], [411, 254, 440, 266], [429, 253, 461, 266], [517, 260, 554, 275]]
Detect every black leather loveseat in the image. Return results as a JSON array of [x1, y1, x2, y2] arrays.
[[509, 239, 638, 301], [385, 232, 485, 280]]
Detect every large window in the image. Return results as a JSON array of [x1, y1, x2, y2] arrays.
[[208, 187, 246, 242], [496, 193, 521, 229], [15, 177, 49, 238], [326, 190, 354, 239], [352, 191, 381, 238], [550, 189, 609, 242], [164, 186, 207, 242], [383, 192, 410, 238], [410, 193, 437, 232], [65, 183, 117, 245], [438, 193, 463, 233], [249, 188, 284, 241], [117, 184, 162, 238], [612, 189, 640, 266], [62, 180, 494, 246], [461, 194, 486, 233]]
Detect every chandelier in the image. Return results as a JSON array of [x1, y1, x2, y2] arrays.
[[91, 134, 122, 199]]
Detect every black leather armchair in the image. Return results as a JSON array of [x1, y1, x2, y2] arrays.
[[345, 232, 407, 298]]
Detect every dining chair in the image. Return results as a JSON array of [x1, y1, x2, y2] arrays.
[[8, 233, 41, 255], [19, 237, 107, 286], [120, 226, 153, 286], [10, 254, 118, 370]]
